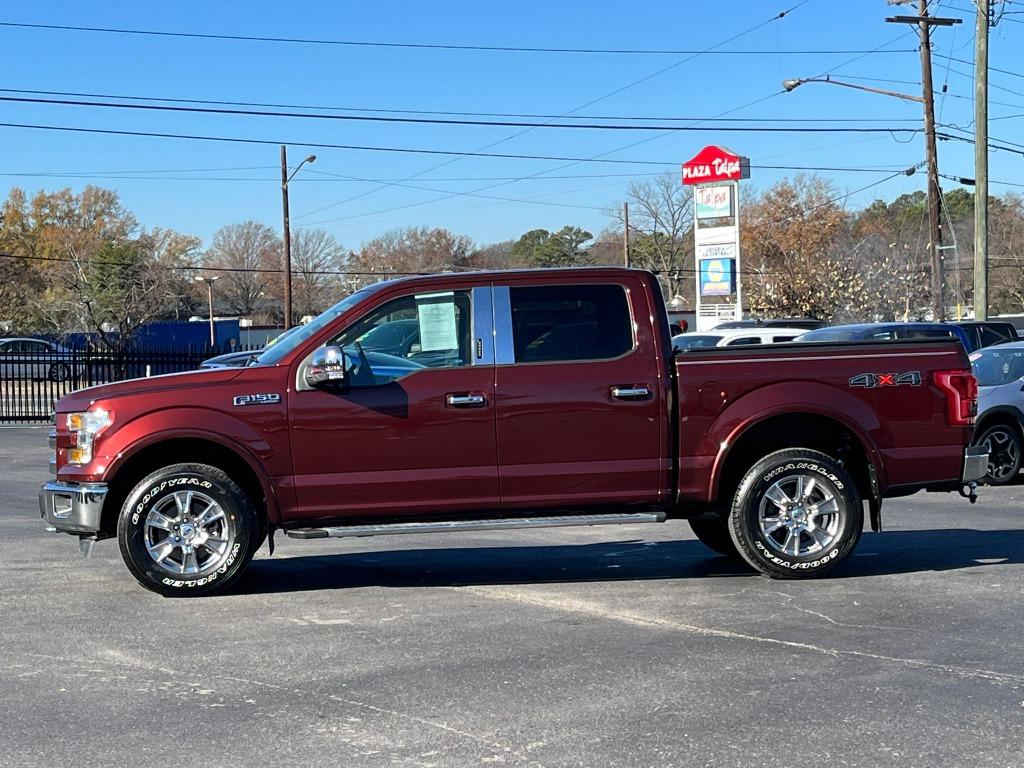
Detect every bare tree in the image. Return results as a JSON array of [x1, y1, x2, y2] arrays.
[[203, 222, 280, 319], [352, 227, 475, 287], [615, 173, 694, 300], [289, 228, 347, 318]]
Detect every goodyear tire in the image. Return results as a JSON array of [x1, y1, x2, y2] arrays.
[[689, 514, 740, 559], [117, 462, 257, 597], [728, 448, 862, 579]]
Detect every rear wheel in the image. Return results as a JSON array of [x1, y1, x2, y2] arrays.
[[728, 448, 862, 579], [976, 423, 1022, 486], [117, 462, 258, 596], [689, 515, 740, 559]]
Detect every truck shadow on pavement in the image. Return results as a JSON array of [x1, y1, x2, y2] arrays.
[[234, 527, 1024, 595]]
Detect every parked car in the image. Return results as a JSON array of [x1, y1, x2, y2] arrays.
[[969, 342, 1024, 484], [39, 267, 985, 596], [713, 318, 825, 331], [673, 327, 807, 350], [797, 322, 974, 349], [0, 337, 77, 382], [953, 321, 1018, 352]]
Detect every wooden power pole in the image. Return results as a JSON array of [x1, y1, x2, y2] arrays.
[[887, 3, 960, 321], [974, 0, 990, 320], [623, 202, 631, 267], [280, 145, 293, 329]]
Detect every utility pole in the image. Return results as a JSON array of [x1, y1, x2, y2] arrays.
[[974, 0, 990, 320], [886, 3, 960, 321], [623, 202, 631, 267], [280, 145, 293, 330]]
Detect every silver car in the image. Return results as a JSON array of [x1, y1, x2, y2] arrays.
[[0, 337, 77, 382], [970, 341, 1024, 484]]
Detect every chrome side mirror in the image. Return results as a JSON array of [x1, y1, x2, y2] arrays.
[[306, 345, 347, 389]]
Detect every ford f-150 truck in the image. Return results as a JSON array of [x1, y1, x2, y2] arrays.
[[39, 268, 987, 595]]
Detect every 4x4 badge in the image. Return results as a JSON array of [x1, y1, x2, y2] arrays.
[[849, 372, 921, 389], [233, 393, 281, 406]]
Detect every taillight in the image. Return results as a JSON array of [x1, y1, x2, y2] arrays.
[[934, 370, 978, 426]]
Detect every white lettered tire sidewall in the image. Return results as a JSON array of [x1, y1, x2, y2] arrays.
[[117, 463, 256, 597], [728, 449, 863, 579]]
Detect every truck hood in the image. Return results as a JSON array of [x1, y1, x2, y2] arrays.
[[56, 367, 245, 413]]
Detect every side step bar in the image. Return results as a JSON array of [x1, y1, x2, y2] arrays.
[[285, 511, 666, 540]]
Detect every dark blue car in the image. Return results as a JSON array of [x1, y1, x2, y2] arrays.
[[797, 322, 975, 350]]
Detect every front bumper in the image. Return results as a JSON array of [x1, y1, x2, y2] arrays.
[[961, 445, 989, 484], [39, 481, 108, 534]]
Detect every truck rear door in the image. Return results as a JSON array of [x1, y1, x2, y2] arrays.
[[492, 276, 667, 508]]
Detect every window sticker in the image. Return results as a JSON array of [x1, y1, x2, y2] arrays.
[[416, 292, 458, 352]]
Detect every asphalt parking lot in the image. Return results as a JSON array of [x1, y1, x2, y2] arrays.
[[1, 426, 1021, 768]]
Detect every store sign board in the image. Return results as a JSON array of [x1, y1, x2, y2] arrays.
[[682, 145, 750, 185]]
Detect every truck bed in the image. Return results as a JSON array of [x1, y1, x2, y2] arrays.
[[673, 338, 973, 504]]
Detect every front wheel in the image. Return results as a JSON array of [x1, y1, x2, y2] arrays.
[[728, 448, 862, 579], [117, 462, 258, 596], [976, 423, 1022, 486]]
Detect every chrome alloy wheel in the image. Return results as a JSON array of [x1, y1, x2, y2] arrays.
[[143, 490, 233, 576], [757, 473, 843, 557], [981, 427, 1020, 483]]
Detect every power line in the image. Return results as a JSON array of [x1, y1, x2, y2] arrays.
[[0, 252, 929, 279], [294, 1, 818, 220], [934, 53, 1024, 81], [0, 20, 920, 56], [0, 121, 684, 165], [0, 86, 923, 123], [0, 163, 909, 185], [0, 94, 923, 133]]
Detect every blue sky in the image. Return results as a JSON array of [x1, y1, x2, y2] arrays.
[[1, 0, 1021, 252]]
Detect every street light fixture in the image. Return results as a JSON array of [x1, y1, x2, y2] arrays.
[[194, 275, 219, 347], [281, 147, 317, 329], [781, 76, 923, 104]]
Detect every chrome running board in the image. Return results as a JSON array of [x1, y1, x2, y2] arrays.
[[285, 511, 666, 540]]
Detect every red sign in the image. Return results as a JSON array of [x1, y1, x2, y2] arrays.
[[682, 145, 750, 186]]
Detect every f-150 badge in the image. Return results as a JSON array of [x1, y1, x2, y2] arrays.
[[233, 393, 282, 406], [849, 372, 921, 388]]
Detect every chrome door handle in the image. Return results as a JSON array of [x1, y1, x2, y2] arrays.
[[611, 386, 651, 400], [446, 393, 487, 408]]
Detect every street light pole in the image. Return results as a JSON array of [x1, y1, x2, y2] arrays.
[[195, 276, 219, 347], [280, 146, 317, 329]]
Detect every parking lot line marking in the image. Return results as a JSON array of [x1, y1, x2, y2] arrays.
[[458, 586, 1024, 688]]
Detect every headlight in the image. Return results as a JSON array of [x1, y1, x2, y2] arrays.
[[66, 408, 112, 465]]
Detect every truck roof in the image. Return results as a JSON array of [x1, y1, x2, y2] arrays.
[[371, 266, 653, 290]]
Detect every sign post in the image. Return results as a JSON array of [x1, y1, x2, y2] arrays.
[[682, 145, 749, 332]]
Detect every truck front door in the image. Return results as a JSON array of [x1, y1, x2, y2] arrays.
[[287, 286, 498, 521], [492, 278, 666, 509]]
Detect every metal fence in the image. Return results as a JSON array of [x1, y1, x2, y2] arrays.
[[0, 346, 251, 423]]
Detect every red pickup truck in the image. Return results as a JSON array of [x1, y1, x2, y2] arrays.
[[39, 268, 986, 595]]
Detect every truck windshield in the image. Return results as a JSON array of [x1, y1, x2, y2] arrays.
[[254, 287, 380, 366], [971, 347, 1024, 387]]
